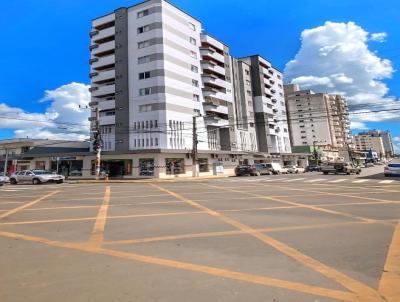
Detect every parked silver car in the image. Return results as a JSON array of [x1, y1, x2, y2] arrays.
[[0, 173, 10, 186], [10, 170, 65, 185], [384, 163, 400, 177]]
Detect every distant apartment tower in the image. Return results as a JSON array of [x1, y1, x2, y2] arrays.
[[89, 0, 291, 155], [238, 56, 291, 153], [284, 84, 351, 149], [353, 130, 394, 158]]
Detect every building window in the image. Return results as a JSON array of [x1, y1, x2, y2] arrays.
[[189, 37, 197, 45], [166, 158, 185, 175], [155, 137, 159, 146], [137, 9, 149, 18], [138, 55, 151, 64], [198, 159, 209, 172], [194, 109, 200, 115], [138, 40, 150, 49], [192, 79, 199, 87], [150, 120, 153, 128], [246, 80, 251, 86], [146, 121, 149, 128], [137, 25, 150, 34], [191, 65, 198, 73], [154, 120, 158, 128], [139, 159, 154, 176], [193, 94, 200, 102], [246, 90, 252, 96], [139, 88, 152, 96], [189, 22, 196, 31], [245, 70, 250, 75], [190, 51, 197, 59], [139, 71, 151, 80]]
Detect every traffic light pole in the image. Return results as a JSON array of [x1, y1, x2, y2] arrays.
[[94, 107, 102, 180], [192, 116, 199, 177]]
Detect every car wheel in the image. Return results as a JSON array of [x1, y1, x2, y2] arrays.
[[32, 178, 41, 185], [323, 172, 328, 175], [346, 172, 351, 175], [356, 172, 360, 175], [56, 180, 64, 184], [10, 178, 17, 185]]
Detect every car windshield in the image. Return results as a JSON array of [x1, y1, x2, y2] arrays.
[[388, 164, 400, 168], [32, 170, 53, 175]]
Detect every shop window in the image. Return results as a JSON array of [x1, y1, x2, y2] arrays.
[[35, 161, 46, 170], [198, 158, 209, 172], [166, 158, 185, 175], [139, 159, 154, 177]]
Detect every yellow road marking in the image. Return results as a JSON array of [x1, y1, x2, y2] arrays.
[[206, 184, 376, 224], [379, 220, 400, 301], [0, 230, 357, 301], [0, 191, 59, 220], [24, 200, 184, 212], [88, 186, 111, 248], [105, 220, 376, 245], [150, 184, 382, 301], [0, 210, 206, 226]]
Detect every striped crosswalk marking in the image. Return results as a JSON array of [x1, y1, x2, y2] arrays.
[[379, 180, 394, 184], [304, 179, 325, 183], [282, 178, 305, 182], [352, 179, 370, 183], [328, 179, 347, 183]]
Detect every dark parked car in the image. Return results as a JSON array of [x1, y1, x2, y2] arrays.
[[235, 164, 273, 176], [306, 165, 321, 172]]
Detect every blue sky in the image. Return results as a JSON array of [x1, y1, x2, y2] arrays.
[[0, 0, 399, 145]]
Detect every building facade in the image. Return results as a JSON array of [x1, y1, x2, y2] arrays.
[[352, 130, 394, 159], [284, 84, 351, 150], [89, 0, 291, 155]]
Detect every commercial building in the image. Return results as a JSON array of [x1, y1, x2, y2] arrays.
[[352, 130, 394, 159], [0, 139, 89, 176], [284, 84, 352, 151]]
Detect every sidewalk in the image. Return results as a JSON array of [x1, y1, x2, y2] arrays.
[[66, 175, 228, 184]]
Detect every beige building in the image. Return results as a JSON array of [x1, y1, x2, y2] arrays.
[[352, 134, 386, 158], [284, 84, 351, 150]]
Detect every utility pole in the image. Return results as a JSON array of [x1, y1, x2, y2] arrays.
[[3, 148, 9, 176], [92, 107, 102, 180], [313, 141, 319, 165], [192, 116, 199, 177]]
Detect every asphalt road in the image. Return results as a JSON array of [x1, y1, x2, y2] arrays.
[[0, 166, 399, 302]]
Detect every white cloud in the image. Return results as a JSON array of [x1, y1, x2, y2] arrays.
[[350, 121, 368, 130], [370, 32, 387, 43], [284, 21, 399, 126], [0, 82, 90, 140]]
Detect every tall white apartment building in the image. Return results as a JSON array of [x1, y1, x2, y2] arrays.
[[238, 56, 291, 153], [284, 84, 351, 149], [89, 0, 291, 156]]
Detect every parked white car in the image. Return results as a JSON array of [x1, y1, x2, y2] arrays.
[[10, 170, 65, 185], [0, 173, 10, 185], [384, 163, 400, 177], [286, 166, 306, 174], [261, 163, 288, 174]]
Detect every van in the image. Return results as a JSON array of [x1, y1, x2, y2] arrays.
[[260, 163, 287, 174]]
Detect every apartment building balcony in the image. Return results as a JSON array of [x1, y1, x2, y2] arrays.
[[91, 54, 115, 70], [99, 115, 115, 126], [93, 13, 115, 29], [204, 115, 229, 127], [203, 103, 228, 115], [98, 99, 115, 111], [91, 84, 115, 98], [202, 74, 228, 90], [200, 48, 225, 64], [203, 87, 231, 102], [92, 69, 115, 84], [201, 61, 226, 77], [91, 40, 115, 57], [200, 34, 224, 52], [93, 26, 115, 43]]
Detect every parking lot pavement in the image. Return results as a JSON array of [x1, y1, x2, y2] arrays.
[[0, 177, 399, 302]]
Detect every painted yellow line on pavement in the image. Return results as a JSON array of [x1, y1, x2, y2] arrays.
[[151, 183, 382, 301], [105, 221, 376, 245], [379, 220, 400, 301], [0, 230, 357, 301], [88, 186, 111, 248], [0, 210, 206, 226], [0, 191, 59, 220]]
